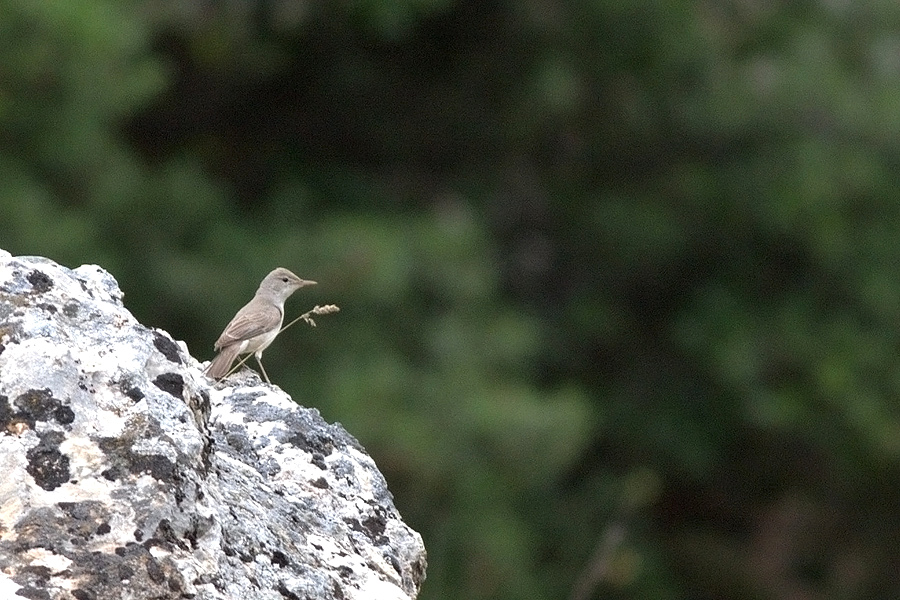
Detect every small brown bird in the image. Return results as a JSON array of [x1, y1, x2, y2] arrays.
[[205, 267, 316, 383]]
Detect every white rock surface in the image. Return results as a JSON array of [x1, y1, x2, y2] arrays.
[[0, 250, 426, 600]]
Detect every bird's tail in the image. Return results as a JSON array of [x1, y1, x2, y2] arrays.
[[205, 346, 241, 380]]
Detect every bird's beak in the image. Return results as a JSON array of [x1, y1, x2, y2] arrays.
[[299, 279, 317, 287]]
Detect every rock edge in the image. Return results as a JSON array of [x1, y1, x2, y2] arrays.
[[0, 249, 426, 600]]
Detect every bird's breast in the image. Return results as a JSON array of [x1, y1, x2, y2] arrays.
[[239, 324, 282, 354]]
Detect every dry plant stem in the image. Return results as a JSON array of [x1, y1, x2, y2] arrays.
[[281, 304, 341, 332], [570, 521, 627, 600], [217, 304, 341, 381], [220, 350, 254, 380]]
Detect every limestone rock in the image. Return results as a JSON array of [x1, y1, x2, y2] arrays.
[[0, 249, 426, 600]]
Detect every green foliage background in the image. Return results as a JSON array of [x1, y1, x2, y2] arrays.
[[4, 0, 900, 598]]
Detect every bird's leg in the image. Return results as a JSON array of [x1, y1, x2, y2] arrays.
[[255, 353, 271, 384]]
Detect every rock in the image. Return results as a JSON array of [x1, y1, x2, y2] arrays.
[[0, 250, 427, 600]]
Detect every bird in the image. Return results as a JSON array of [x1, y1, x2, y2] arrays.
[[205, 267, 316, 383]]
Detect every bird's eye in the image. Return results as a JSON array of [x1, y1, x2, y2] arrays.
[[282, 277, 289, 282]]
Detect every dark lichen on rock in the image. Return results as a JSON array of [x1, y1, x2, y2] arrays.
[[26, 269, 54, 293]]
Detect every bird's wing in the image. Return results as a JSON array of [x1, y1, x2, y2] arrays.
[[214, 302, 282, 350]]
